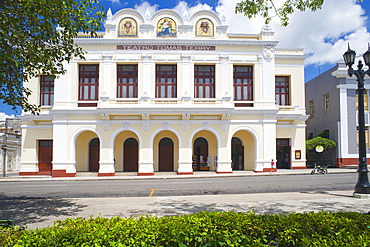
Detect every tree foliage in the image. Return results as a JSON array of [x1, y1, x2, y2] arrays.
[[0, 0, 106, 114], [306, 136, 336, 152], [235, 0, 325, 26]]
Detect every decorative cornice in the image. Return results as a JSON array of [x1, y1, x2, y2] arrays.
[[275, 54, 307, 60], [332, 69, 349, 78]]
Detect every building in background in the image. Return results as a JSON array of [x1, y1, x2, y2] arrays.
[[20, 8, 307, 177], [0, 113, 22, 172], [305, 61, 370, 167]]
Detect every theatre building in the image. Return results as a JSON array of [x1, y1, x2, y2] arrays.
[[19, 8, 308, 177]]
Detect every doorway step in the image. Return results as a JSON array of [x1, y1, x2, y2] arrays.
[[75, 172, 98, 177]]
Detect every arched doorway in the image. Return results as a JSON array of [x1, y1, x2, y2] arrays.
[[232, 137, 244, 170], [193, 137, 208, 171], [89, 138, 99, 172], [158, 137, 174, 171], [124, 138, 138, 172]]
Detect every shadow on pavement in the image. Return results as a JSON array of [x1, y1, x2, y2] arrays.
[[124, 198, 369, 218], [0, 194, 87, 227], [299, 191, 353, 198]]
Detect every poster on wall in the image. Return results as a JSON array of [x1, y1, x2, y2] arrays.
[[157, 18, 177, 37], [196, 18, 214, 37], [295, 150, 301, 159], [118, 17, 137, 37]]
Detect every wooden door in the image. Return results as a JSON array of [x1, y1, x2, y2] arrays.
[[159, 138, 174, 171], [124, 138, 138, 172], [89, 138, 99, 172], [38, 140, 53, 175]]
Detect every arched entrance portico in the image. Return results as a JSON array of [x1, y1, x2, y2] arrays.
[[152, 130, 179, 172], [123, 138, 138, 172], [231, 137, 244, 170], [193, 137, 208, 171], [191, 130, 217, 171], [231, 130, 255, 171], [158, 137, 174, 171], [75, 131, 100, 172], [113, 130, 140, 172], [89, 138, 100, 172]]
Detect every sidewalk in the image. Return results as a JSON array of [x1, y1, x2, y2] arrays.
[[0, 167, 358, 182], [1, 190, 369, 230], [1, 168, 368, 230]]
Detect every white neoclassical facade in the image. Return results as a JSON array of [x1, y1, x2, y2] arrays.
[[20, 8, 308, 177]]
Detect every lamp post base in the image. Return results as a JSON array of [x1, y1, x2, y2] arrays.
[[353, 193, 370, 199], [354, 185, 370, 194]]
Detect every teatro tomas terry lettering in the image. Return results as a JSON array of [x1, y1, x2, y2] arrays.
[[117, 45, 215, 50]]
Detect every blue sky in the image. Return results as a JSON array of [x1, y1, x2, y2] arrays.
[[1, 0, 369, 116]]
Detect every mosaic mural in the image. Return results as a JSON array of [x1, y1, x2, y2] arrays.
[[118, 17, 137, 37], [196, 18, 214, 37], [157, 17, 177, 37]]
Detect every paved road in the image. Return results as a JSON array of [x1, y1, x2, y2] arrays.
[[0, 173, 357, 198]]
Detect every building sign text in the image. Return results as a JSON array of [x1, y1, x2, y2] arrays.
[[117, 45, 216, 51]]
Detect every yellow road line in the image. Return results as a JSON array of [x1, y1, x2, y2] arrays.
[[149, 189, 158, 197]]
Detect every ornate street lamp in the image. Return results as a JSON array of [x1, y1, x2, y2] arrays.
[[343, 44, 370, 197]]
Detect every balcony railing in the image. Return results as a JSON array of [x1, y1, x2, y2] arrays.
[[109, 98, 140, 104], [49, 99, 307, 110], [106, 97, 230, 106], [278, 105, 296, 111]]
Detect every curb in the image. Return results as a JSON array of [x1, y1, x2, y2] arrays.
[[0, 169, 357, 183]]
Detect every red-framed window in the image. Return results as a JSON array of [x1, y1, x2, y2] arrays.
[[156, 65, 177, 98], [233, 66, 253, 101], [40, 75, 54, 106], [117, 65, 138, 98], [194, 65, 215, 98], [275, 76, 289, 105], [79, 64, 99, 101]]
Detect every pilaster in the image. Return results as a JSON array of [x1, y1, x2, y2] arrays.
[[53, 61, 71, 108], [261, 47, 275, 106], [101, 53, 113, 102], [181, 53, 191, 99], [338, 86, 349, 158], [262, 117, 277, 171], [52, 116, 76, 177], [220, 53, 230, 98], [177, 143, 193, 175], [141, 53, 152, 98], [138, 147, 154, 176]]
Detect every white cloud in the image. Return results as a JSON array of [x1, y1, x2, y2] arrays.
[[106, 0, 122, 6], [134, 1, 213, 22], [134, 1, 158, 17], [186, 2, 213, 16], [192, 0, 369, 66], [270, 0, 369, 65], [215, 0, 369, 65]]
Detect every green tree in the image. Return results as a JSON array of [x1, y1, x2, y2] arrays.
[[235, 0, 361, 27], [306, 136, 336, 152], [0, 0, 106, 114]]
